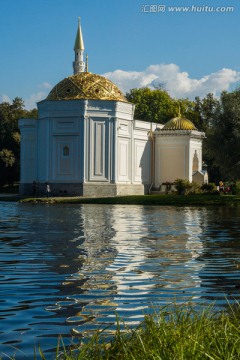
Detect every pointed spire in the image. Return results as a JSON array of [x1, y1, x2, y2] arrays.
[[73, 18, 85, 74], [74, 17, 84, 51]]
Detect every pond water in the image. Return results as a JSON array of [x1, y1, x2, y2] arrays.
[[0, 202, 240, 359]]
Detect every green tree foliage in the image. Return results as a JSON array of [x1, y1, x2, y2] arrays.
[[0, 98, 38, 186], [192, 94, 221, 183], [206, 89, 240, 181], [177, 94, 220, 182], [0, 149, 15, 167], [177, 98, 197, 122], [193, 94, 219, 132], [126, 87, 177, 123], [125, 88, 219, 129]]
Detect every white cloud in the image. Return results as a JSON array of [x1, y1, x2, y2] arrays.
[[1, 94, 11, 103], [103, 64, 240, 99], [103, 69, 157, 92], [24, 91, 46, 110], [24, 82, 52, 109], [41, 82, 52, 89]]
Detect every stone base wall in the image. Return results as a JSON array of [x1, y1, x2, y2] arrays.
[[19, 182, 149, 197], [83, 183, 147, 196], [82, 183, 117, 197], [116, 184, 146, 196]]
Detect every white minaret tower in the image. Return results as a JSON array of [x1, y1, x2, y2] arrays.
[[73, 18, 85, 74]]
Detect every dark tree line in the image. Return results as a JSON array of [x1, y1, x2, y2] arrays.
[[206, 90, 240, 181], [0, 97, 37, 187]]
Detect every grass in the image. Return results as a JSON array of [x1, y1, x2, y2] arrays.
[[0, 183, 239, 206], [19, 193, 240, 206], [38, 302, 240, 360]]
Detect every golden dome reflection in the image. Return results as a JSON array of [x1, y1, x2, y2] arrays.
[[46, 72, 128, 102], [163, 117, 197, 130]]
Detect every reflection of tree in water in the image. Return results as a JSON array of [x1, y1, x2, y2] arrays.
[[23, 205, 88, 328], [25, 205, 118, 350], [196, 206, 240, 302], [40, 205, 117, 310]]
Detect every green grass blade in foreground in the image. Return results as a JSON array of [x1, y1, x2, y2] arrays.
[[37, 302, 240, 360]]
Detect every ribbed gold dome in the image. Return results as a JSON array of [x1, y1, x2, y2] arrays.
[[163, 117, 197, 130], [46, 72, 128, 102]]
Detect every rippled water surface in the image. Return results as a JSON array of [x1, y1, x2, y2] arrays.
[[0, 202, 240, 359]]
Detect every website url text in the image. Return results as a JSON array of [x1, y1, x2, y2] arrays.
[[141, 5, 234, 13]]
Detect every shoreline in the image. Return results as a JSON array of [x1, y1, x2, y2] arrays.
[[1, 193, 240, 206]]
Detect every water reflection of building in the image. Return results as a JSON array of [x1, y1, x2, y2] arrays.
[[69, 206, 209, 336], [105, 205, 155, 320], [182, 208, 205, 291], [70, 205, 155, 333]]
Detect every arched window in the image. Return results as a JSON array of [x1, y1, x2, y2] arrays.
[[63, 146, 70, 157], [192, 150, 199, 172]]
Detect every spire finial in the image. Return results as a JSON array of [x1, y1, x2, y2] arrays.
[[85, 54, 88, 72], [74, 18, 84, 51]]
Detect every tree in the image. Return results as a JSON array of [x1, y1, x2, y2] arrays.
[[0, 149, 15, 167], [0, 149, 16, 186], [188, 94, 221, 182], [0, 98, 38, 187], [126, 88, 177, 123], [177, 98, 197, 122], [193, 94, 220, 132], [206, 89, 240, 181], [125, 88, 219, 128]]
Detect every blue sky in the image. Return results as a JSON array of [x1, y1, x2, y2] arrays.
[[1, 0, 240, 109]]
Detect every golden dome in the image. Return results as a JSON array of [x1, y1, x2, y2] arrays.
[[46, 72, 128, 102], [163, 117, 197, 130]]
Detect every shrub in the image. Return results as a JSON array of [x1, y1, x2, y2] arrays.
[[201, 183, 217, 193], [174, 179, 192, 195], [188, 181, 201, 195], [235, 180, 240, 195]]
